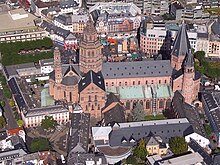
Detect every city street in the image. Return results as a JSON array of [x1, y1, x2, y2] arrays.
[[0, 90, 18, 129]]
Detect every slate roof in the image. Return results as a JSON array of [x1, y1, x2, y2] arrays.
[[61, 76, 79, 86], [25, 105, 68, 117], [8, 77, 28, 113], [40, 20, 70, 39], [103, 104, 126, 125], [60, 0, 78, 9], [202, 92, 220, 132], [213, 154, 220, 165], [109, 118, 194, 147], [172, 91, 207, 137], [171, 68, 200, 80], [188, 138, 213, 165], [184, 49, 194, 67], [103, 92, 121, 109], [78, 71, 105, 92], [49, 64, 81, 81], [55, 15, 72, 25], [171, 23, 191, 57], [211, 17, 220, 35], [102, 60, 173, 79], [67, 113, 90, 154], [144, 132, 160, 146], [39, 58, 53, 67], [0, 149, 27, 162]]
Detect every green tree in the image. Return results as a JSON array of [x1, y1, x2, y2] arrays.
[[0, 116, 6, 128], [17, 120, 24, 127], [133, 138, 148, 161], [9, 100, 15, 107], [132, 103, 145, 121], [126, 155, 137, 164], [194, 51, 205, 61], [169, 136, 188, 155], [30, 138, 50, 152], [0, 101, 5, 107], [41, 116, 58, 130]]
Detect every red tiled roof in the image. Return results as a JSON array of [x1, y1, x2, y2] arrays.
[[7, 127, 24, 136]]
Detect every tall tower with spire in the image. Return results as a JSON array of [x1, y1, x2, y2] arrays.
[[79, 17, 102, 73], [54, 47, 62, 84], [171, 23, 191, 70], [182, 49, 195, 104]]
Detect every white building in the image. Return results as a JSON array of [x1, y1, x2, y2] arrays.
[[59, 0, 79, 14], [185, 132, 210, 148], [39, 58, 54, 74]]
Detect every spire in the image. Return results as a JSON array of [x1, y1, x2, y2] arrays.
[[83, 16, 97, 35], [171, 23, 191, 57], [184, 49, 194, 67]]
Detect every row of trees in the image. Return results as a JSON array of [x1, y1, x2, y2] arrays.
[[0, 38, 54, 66], [0, 38, 53, 53], [194, 51, 220, 78]]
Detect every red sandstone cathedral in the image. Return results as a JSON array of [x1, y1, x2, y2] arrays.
[[49, 19, 200, 119]]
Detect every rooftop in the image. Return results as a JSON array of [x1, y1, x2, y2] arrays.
[[102, 60, 173, 79], [0, 8, 37, 32], [67, 113, 90, 154], [108, 118, 194, 147], [202, 92, 220, 132], [157, 152, 203, 165], [106, 84, 173, 100]]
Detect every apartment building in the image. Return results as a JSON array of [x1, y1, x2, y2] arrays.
[[170, 2, 210, 21], [90, 2, 142, 38]]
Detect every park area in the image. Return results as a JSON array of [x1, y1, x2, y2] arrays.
[[194, 51, 220, 78], [0, 38, 53, 66]]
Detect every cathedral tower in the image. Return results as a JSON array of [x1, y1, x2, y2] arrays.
[[182, 49, 195, 104], [171, 23, 191, 70], [54, 47, 62, 84], [79, 17, 102, 73]]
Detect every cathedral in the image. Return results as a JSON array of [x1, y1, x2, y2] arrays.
[[49, 18, 201, 119]]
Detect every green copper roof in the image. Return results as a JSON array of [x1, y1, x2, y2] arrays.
[[41, 88, 55, 107], [106, 84, 173, 100]]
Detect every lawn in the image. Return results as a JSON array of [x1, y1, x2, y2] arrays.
[[144, 114, 166, 121], [0, 38, 53, 66], [204, 124, 213, 136], [194, 51, 220, 78], [206, 8, 220, 15]]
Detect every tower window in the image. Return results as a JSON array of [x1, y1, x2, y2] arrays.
[[69, 92, 72, 102]]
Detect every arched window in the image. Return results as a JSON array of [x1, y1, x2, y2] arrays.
[[146, 100, 150, 109], [95, 95, 97, 101], [159, 100, 164, 108], [88, 51, 90, 57], [166, 99, 172, 109], [126, 100, 130, 109], [98, 104, 100, 110], [133, 100, 137, 109], [92, 105, 94, 110], [89, 95, 91, 102], [140, 100, 143, 106], [69, 92, 72, 102]]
